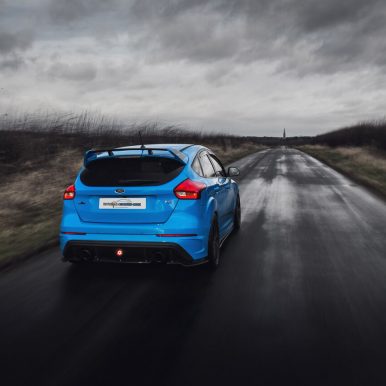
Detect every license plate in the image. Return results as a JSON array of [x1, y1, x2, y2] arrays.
[[99, 197, 146, 210]]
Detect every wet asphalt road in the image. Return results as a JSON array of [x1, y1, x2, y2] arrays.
[[1, 148, 386, 386]]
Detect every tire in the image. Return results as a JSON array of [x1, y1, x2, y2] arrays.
[[233, 195, 241, 231], [208, 219, 220, 270]]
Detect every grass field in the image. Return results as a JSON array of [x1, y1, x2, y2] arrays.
[[298, 145, 386, 198]]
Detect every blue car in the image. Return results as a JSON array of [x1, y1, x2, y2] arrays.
[[60, 144, 241, 269]]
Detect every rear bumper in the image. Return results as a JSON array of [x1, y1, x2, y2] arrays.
[[63, 240, 207, 266], [60, 233, 207, 261]]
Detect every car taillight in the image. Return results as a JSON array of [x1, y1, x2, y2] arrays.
[[63, 184, 75, 200], [174, 179, 206, 200]]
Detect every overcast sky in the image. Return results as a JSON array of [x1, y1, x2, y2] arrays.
[[1, 0, 386, 136]]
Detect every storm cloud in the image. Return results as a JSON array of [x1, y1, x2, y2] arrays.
[[0, 30, 34, 54], [1, 0, 386, 135]]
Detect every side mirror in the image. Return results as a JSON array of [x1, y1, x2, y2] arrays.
[[227, 167, 240, 177]]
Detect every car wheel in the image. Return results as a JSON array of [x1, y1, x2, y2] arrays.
[[233, 195, 241, 231], [208, 219, 220, 270]]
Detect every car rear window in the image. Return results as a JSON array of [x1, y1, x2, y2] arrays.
[[80, 156, 184, 186]]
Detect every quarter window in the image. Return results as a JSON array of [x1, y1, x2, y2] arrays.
[[199, 153, 216, 178], [209, 155, 225, 177], [192, 157, 204, 177]]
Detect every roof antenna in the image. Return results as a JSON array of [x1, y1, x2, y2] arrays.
[[138, 131, 145, 149]]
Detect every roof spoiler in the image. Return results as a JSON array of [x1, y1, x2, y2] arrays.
[[84, 147, 188, 167]]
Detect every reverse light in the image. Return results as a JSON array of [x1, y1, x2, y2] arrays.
[[63, 184, 75, 200], [174, 179, 206, 200]]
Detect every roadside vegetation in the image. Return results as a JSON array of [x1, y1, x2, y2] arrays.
[[298, 144, 386, 198], [297, 120, 386, 198], [312, 120, 386, 150], [287, 120, 386, 150], [0, 112, 267, 268]]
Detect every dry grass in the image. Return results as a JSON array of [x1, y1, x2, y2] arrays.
[[0, 149, 82, 267], [299, 145, 386, 197], [313, 120, 386, 150], [0, 143, 263, 268]]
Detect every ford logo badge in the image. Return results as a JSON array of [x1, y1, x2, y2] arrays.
[[115, 189, 125, 194]]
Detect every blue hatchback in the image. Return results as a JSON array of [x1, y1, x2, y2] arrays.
[[60, 144, 241, 268]]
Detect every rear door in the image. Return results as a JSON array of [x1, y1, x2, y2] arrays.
[[74, 155, 184, 224], [208, 154, 235, 231], [198, 152, 229, 235]]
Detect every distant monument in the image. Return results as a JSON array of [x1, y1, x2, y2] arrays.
[[282, 128, 286, 147]]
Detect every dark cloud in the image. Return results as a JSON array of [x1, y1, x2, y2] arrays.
[[152, 15, 240, 63], [1, 0, 386, 135], [118, 0, 386, 74], [0, 30, 34, 55], [0, 54, 25, 70], [293, 0, 381, 32], [48, 0, 118, 22], [3, 0, 385, 74]]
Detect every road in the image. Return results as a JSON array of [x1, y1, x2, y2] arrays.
[[1, 148, 386, 386]]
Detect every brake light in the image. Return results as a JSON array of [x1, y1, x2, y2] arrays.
[[63, 184, 75, 200], [174, 179, 206, 200]]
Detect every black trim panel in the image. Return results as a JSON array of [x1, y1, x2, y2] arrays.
[[63, 240, 207, 267]]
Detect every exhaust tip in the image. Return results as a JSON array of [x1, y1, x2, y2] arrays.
[[153, 251, 167, 263], [79, 249, 94, 261]]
